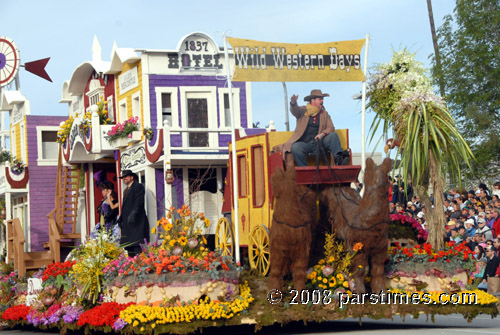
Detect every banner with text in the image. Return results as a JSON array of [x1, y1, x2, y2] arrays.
[[227, 37, 366, 82]]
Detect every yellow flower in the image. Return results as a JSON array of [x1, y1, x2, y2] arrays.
[[329, 277, 337, 287], [322, 278, 328, 284], [342, 281, 349, 288], [178, 236, 188, 246], [336, 273, 344, 281], [151, 227, 156, 234], [204, 218, 210, 227]]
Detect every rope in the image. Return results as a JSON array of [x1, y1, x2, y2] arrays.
[[315, 139, 386, 231]]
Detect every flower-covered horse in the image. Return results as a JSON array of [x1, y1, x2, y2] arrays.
[[268, 166, 316, 293], [320, 158, 391, 293]]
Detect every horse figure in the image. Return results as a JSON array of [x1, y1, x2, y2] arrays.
[[268, 166, 316, 293], [320, 157, 391, 293]]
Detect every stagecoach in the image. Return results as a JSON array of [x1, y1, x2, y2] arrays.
[[214, 129, 361, 275]]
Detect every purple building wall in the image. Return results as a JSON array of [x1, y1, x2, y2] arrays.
[[26, 115, 67, 251], [149, 75, 248, 148]]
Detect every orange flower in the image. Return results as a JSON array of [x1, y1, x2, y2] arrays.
[[353, 242, 363, 252]]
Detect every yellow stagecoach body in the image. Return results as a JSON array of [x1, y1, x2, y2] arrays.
[[219, 129, 359, 274]]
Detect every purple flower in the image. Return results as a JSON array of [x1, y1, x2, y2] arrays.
[[113, 318, 127, 331]]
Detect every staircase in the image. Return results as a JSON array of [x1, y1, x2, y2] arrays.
[[46, 147, 81, 261], [55, 153, 80, 235]]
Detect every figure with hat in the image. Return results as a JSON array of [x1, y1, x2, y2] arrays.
[[91, 180, 120, 242], [273, 89, 349, 167], [89, 171, 120, 240], [117, 169, 150, 256], [478, 245, 500, 292]]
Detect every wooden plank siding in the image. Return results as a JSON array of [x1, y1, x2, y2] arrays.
[[26, 115, 68, 251]]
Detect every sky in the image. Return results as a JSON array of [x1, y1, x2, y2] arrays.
[[0, 0, 456, 154]]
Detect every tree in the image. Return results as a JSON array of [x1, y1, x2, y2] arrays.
[[367, 50, 474, 250], [432, 0, 500, 178]]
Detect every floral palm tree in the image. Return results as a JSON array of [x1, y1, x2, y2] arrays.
[[367, 49, 474, 250]]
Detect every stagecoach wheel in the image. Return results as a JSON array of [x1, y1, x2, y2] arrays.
[[215, 217, 234, 257], [248, 225, 270, 276]]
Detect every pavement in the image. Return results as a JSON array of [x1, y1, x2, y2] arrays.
[[0, 313, 498, 334]]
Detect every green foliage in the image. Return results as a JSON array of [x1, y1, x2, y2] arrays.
[[432, 0, 500, 177], [0, 150, 11, 164], [367, 49, 474, 189]]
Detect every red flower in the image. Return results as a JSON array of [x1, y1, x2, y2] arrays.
[[2, 305, 31, 321], [77, 302, 133, 327]]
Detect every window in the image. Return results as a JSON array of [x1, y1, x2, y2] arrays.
[[86, 79, 104, 108], [187, 98, 209, 147], [106, 96, 114, 123], [132, 92, 141, 121], [223, 94, 231, 127], [218, 88, 240, 128], [238, 155, 247, 197], [37, 127, 60, 165], [252, 146, 265, 207], [155, 87, 178, 128], [42, 131, 58, 159], [161, 93, 172, 125], [119, 100, 127, 123]]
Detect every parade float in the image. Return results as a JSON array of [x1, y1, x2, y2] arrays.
[[0, 36, 498, 334], [0, 206, 498, 334]]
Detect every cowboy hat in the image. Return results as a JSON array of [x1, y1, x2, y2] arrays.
[[304, 89, 330, 102], [119, 169, 138, 179]]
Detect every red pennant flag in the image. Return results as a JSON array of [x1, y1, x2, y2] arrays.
[[24, 58, 52, 82]]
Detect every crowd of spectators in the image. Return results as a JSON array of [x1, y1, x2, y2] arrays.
[[388, 179, 500, 292]]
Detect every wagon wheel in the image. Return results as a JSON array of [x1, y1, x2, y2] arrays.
[[248, 225, 270, 276], [215, 217, 234, 257]]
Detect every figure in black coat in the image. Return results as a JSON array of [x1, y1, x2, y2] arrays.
[[117, 170, 149, 256]]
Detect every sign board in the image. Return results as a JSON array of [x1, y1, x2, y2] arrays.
[[120, 146, 146, 170], [26, 277, 42, 306], [118, 66, 139, 94], [166, 33, 223, 71], [227, 37, 365, 82], [11, 105, 25, 124]]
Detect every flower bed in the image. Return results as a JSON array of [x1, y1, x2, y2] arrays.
[[103, 206, 241, 304], [307, 233, 362, 294], [386, 241, 476, 291], [389, 213, 428, 243]]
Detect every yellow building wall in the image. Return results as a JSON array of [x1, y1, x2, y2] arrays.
[[10, 118, 28, 165], [115, 61, 144, 129]]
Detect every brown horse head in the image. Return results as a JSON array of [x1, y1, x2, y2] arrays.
[[363, 158, 391, 195]]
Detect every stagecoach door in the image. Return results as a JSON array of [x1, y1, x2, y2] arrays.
[[235, 152, 250, 246]]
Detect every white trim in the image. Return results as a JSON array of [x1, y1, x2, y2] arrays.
[[36, 126, 59, 166], [155, 87, 179, 129], [141, 60, 151, 128], [182, 167, 189, 206], [218, 87, 241, 128], [10, 127, 15, 158], [106, 95, 115, 123], [131, 91, 141, 125], [118, 98, 127, 124], [179, 86, 217, 147], [19, 122, 26, 164], [245, 82, 253, 128]]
